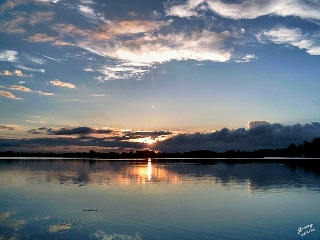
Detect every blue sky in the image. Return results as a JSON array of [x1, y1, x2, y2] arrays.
[[1, 0, 320, 153]]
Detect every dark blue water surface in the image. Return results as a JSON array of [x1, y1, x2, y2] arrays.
[[0, 158, 319, 239]]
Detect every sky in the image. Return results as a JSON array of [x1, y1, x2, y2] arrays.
[[1, 0, 320, 153]]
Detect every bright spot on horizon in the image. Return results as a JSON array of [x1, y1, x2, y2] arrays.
[[145, 137, 156, 145], [125, 136, 156, 145]]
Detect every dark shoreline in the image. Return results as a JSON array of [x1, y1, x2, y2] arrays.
[[1, 155, 319, 175]]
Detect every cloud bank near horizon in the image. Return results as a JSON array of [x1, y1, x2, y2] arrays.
[[1, 122, 320, 153], [156, 122, 320, 153]]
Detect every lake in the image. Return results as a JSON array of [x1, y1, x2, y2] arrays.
[[0, 158, 319, 239]]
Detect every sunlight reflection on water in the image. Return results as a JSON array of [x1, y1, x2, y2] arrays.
[[0, 159, 319, 239]]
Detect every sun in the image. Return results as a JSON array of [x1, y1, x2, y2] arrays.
[[144, 137, 156, 145], [126, 136, 157, 144]]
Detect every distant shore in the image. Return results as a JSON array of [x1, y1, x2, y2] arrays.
[[1, 154, 319, 176]]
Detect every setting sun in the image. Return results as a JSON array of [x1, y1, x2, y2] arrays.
[[125, 136, 157, 145], [145, 137, 156, 145]]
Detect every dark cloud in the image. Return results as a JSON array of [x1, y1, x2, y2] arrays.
[[247, 120, 270, 129], [94, 129, 113, 134], [27, 126, 170, 138], [0, 135, 145, 152], [155, 122, 320, 153], [48, 127, 94, 135], [28, 127, 113, 135]]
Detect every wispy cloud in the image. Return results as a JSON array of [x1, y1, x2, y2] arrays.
[[25, 120, 46, 124], [165, 0, 320, 21], [27, 33, 74, 46], [0, 14, 26, 34], [14, 64, 45, 73], [91, 94, 107, 97], [0, 0, 33, 15], [40, 54, 63, 63], [78, 4, 97, 20], [256, 26, 320, 55], [50, 79, 76, 89], [0, 90, 21, 99], [27, 11, 55, 25], [22, 53, 46, 65], [0, 11, 54, 35], [37, 0, 61, 4]]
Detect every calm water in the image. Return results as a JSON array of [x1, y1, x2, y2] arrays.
[[0, 158, 319, 240]]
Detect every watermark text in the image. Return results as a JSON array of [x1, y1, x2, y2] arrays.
[[298, 224, 315, 237]]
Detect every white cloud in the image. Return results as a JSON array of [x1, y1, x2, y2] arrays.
[[165, 0, 207, 18], [78, 5, 96, 19], [38, 91, 54, 96], [14, 70, 25, 76], [77, 3, 105, 24], [233, 53, 257, 63], [1, 85, 54, 96], [84, 67, 94, 72], [0, 69, 30, 76], [257, 26, 320, 55], [83, 29, 232, 81], [0, 90, 21, 99], [50, 79, 76, 88], [10, 85, 32, 92], [165, 0, 320, 21], [95, 65, 150, 81], [81, 0, 93, 4], [113, 31, 231, 64], [0, 50, 18, 62], [48, 224, 71, 233], [1, 70, 12, 75]]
